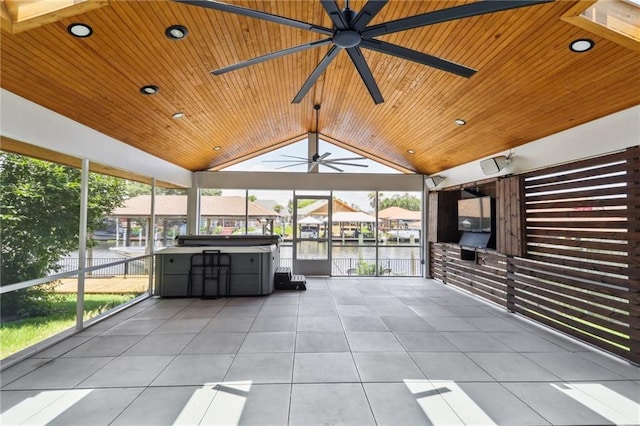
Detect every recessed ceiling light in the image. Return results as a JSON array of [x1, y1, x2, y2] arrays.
[[455, 118, 466, 126], [407, 149, 415, 154], [165, 25, 189, 40], [140, 85, 159, 95], [213, 146, 222, 151], [172, 112, 185, 119], [67, 23, 93, 38], [569, 38, 594, 53]]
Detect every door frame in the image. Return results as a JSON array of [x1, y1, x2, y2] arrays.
[[292, 194, 332, 276]]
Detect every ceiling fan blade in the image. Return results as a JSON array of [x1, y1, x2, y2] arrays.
[[360, 39, 475, 78], [261, 160, 308, 163], [292, 46, 341, 103], [175, 0, 333, 36], [323, 163, 344, 172], [362, 0, 552, 38], [316, 152, 332, 162], [282, 154, 314, 161], [327, 162, 369, 168], [320, 0, 348, 30], [276, 163, 307, 170], [212, 39, 332, 75], [346, 47, 384, 104], [351, 0, 389, 31]]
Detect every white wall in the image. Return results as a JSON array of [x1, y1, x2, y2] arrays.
[[0, 89, 192, 188], [430, 105, 640, 189], [195, 170, 424, 191]]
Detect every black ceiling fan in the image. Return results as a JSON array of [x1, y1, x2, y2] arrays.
[[177, 0, 552, 104]]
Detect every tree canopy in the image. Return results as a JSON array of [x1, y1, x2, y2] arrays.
[[1, 153, 127, 285], [378, 193, 421, 211]]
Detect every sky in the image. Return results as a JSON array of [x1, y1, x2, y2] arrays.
[[222, 138, 400, 174]]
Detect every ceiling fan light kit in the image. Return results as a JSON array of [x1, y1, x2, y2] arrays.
[[176, 0, 553, 104]]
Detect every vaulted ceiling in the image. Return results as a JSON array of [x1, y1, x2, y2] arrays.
[[1, 0, 639, 175]]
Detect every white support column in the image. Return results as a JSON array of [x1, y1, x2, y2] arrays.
[[308, 132, 319, 174], [76, 159, 89, 330], [148, 178, 156, 293], [187, 173, 201, 235]]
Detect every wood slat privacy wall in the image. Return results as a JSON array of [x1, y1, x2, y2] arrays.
[[430, 146, 639, 363], [430, 243, 508, 307]]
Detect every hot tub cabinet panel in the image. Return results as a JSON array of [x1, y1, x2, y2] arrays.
[[155, 244, 279, 297]]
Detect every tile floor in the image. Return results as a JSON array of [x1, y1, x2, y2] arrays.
[[1, 278, 639, 425]]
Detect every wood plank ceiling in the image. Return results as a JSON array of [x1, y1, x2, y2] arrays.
[[1, 0, 639, 175]]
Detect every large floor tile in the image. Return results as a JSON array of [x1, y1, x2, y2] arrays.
[[257, 304, 299, 317], [373, 305, 420, 316], [78, 356, 174, 388], [468, 353, 561, 382], [151, 318, 210, 334], [340, 315, 388, 331], [297, 315, 342, 332], [224, 353, 294, 384], [441, 332, 513, 352], [293, 352, 360, 383], [353, 352, 424, 382], [151, 354, 235, 386], [249, 316, 297, 332], [410, 352, 494, 381], [30, 336, 94, 358], [217, 305, 261, 317], [23, 387, 144, 426], [111, 385, 217, 425], [182, 332, 246, 354], [295, 332, 349, 353], [201, 383, 291, 426], [523, 352, 627, 381], [346, 332, 405, 352], [289, 383, 376, 426], [409, 306, 456, 317], [578, 352, 640, 380], [201, 316, 255, 333], [504, 382, 620, 425], [123, 333, 195, 356], [239, 332, 295, 353], [102, 318, 165, 335], [61, 335, 143, 357], [488, 331, 566, 352], [438, 381, 550, 425], [0, 358, 54, 387], [364, 382, 446, 426], [422, 317, 479, 331], [3, 357, 113, 390], [297, 304, 338, 316], [1, 390, 70, 424], [380, 316, 434, 332], [394, 332, 459, 352], [336, 305, 377, 317]]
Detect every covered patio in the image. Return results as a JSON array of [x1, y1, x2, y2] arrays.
[[1, 0, 639, 423], [2, 277, 638, 426]]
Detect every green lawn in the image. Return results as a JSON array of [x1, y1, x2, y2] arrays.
[[0, 293, 136, 359]]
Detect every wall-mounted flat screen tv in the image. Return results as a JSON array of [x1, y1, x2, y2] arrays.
[[458, 196, 492, 232]]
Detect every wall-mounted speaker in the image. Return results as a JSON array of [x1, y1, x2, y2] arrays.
[[425, 175, 445, 189], [479, 155, 510, 175]]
